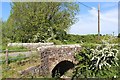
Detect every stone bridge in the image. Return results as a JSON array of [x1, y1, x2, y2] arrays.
[[37, 44, 81, 77]]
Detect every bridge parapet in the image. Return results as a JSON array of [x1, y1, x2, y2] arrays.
[[7, 42, 54, 50]]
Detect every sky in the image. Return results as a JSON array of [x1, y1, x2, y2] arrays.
[[69, 2, 118, 36], [1, 2, 119, 36]]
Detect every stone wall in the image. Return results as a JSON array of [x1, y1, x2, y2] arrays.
[[7, 42, 54, 50], [18, 64, 42, 76]]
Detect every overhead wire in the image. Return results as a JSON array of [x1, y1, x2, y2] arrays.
[[79, 2, 93, 10], [79, 2, 104, 20], [78, 2, 117, 35]]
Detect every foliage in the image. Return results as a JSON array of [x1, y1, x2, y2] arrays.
[[118, 52, 120, 77], [6, 2, 79, 43], [49, 39, 62, 45], [103, 35, 118, 44], [91, 45, 118, 66], [72, 47, 92, 78], [72, 41, 119, 78], [0, 19, 2, 52], [116, 44, 120, 77], [118, 33, 120, 38], [2, 20, 15, 46], [62, 34, 105, 44], [89, 44, 118, 77], [61, 34, 118, 44], [81, 43, 97, 49], [2, 52, 40, 78]]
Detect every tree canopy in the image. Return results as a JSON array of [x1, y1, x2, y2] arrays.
[[7, 2, 79, 43]]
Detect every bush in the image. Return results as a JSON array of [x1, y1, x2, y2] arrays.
[[62, 40, 77, 44], [81, 43, 97, 49], [73, 41, 119, 78], [89, 44, 118, 77], [63, 34, 101, 44], [118, 33, 120, 38], [49, 39, 63, 45], [62, 34, 119, 44]]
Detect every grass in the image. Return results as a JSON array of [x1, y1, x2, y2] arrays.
[[2, 52, 41, 78], [1, 46, 29, 53], [0, 53, 28, 64], [64, 69, 74, 77]]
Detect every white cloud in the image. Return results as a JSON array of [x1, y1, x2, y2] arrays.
[[68, 7, 118, 35], [100, 8, 118, 35], [88, 7, 98, 17]]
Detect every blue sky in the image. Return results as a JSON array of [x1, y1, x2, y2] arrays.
[[1, 2, 11, 21], [1, 2, 119, 35], [69, 2, 118, 35]]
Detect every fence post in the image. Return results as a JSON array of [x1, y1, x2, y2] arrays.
[[5, 48, 8, 66]]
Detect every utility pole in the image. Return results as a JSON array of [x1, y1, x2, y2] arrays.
[[113, 32, 114, 36], [98, 4, 100, 40]]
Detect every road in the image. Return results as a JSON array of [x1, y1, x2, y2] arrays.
[[0, 51, 37, 58]]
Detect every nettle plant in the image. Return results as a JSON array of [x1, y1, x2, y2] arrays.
[[89, 43, 119, 77], [90, 44, 118, 70], [73, 40, 119, 78]]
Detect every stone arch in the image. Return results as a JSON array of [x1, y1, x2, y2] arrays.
[[51, 60, 75, 77], [37, 44, 81, 76]]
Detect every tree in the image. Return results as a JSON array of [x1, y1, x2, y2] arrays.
[[2, 19, 15, 46], [7, 2, 79, 42], [118, 33, 120, 38], [0, 18, 2, 48]]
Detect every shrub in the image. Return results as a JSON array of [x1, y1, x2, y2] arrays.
[[49, 39, 62, 45], [73, 41, 119, 78], [89, 44, 118, 77], [81, 43, 97, 49]]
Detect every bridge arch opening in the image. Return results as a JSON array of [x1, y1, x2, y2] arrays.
[[52, 60, 74, 77]]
